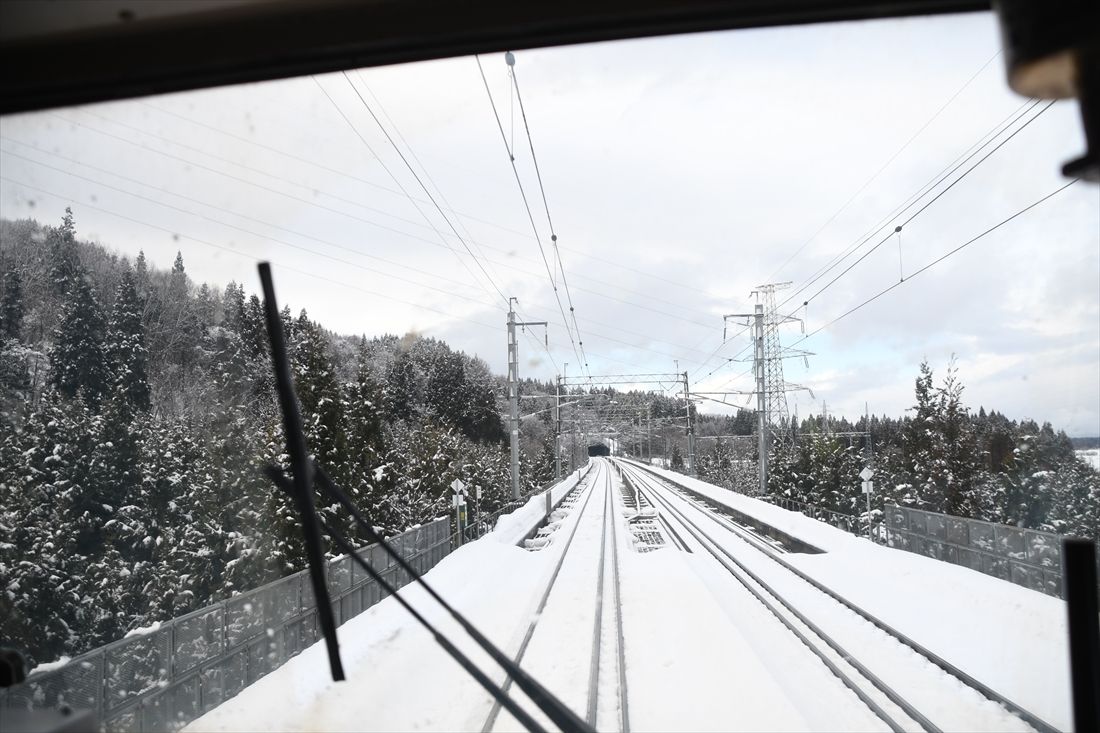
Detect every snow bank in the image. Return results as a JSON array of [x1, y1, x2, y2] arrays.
[[1076, 448, 1100, 470], [123, 620, 162, 638], [28, 656, 71, 676], [186, 472, 599, 733], [489, 465, 590, 546]]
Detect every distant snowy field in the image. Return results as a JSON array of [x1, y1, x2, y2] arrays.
[[1077, 448, 1100, 470]]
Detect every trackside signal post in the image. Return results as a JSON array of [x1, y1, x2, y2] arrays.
[[452, 479, 467, 546], [507, 299, 547, 500]]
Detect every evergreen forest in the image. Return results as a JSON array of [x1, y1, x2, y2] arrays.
[[0, 212, 555, 666]]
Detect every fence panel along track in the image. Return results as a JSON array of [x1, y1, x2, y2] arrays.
[[1, 518, 451, 732]]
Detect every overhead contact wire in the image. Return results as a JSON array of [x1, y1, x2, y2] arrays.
[[510, 61, 593, 382], [476, 55, 588, 380]]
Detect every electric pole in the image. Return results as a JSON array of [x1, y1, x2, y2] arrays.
[[554, 375, 562, 480], [647, 403, 652, 463], [683, 371, 695, 474], [506, 298, 547, 500], [753, 304, 767, 495], [720, 303, 769, 494]]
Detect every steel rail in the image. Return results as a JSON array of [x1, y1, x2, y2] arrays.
[[626, 460, 1060, 733], [482, 461, 603, 732], [608, 471, 631, 733], [586, 480, 611, 726], [620, 462, 921, 733], [655, 512, 693, 553]]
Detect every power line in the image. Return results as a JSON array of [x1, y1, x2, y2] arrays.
[[67, 107, 440, 240], [697, 177, 1076, 412], [796, 100, 1055, 309], [1, 176, 506, 333], [313, 75, 510, 310], [791, 178, 1079, 346], [145, 93, 706, 294], [773, 99, 1039, 316], [353, 72, 512, 296], [1, 137, 721, 361], [335, 71, 512, 308], [692, 98, 1049, 385], [10, 129, 715, 343], [508, 56, 593, 381], [48, 109, 507, 277], [0, 143, 499, 303], [45, 108, 707, 326], [765, 50, 1002, 283]]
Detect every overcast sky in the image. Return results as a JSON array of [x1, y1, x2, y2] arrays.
[[1, 11, 1097, 434]]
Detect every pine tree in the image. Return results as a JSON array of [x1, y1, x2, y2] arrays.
[[343, 347, 390, 542], [384, 349, 419, 422], [106, 267, 151, 412], [670, 444, 684, 471], [242, 294, 267, 357], [222, 282, 246, 334], [0, 268, 24, 342], [0, 397, 85, 664], [47, 208, 82, 298], [0, 270, 31, 424], [934, 361, 981, 517], [50, 276, 109, 407], [134, 250, 149, 285]]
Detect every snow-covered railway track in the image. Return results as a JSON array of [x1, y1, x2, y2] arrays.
[[588, 464, 630, 731], [618, 460, 1058, 733], [484, 459, 629, 732]]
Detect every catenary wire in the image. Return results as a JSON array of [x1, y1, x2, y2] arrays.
[[509, 59, 593, 381], [314, 75, 510, 309], [42, 109, 709, 326], [475, 55, 590, 380], [0, 176, 508, 333], [796, 100, 1055, 309], [787, 179, 1079, 349], [692, 98, 1047, 382], [775, 99, 1042, 314], [336, 70, 512, 307]]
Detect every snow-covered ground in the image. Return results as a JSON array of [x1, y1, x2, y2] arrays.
[[187, 458, 1072, 732], [1076, 448, 1100, 470], [632, 461, 1072, 732]]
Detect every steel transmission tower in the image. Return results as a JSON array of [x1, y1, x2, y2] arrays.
[[757, 282, 795, 430], [720, 282, 813, 494]]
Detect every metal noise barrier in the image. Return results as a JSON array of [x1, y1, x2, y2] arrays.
[[0, 519, 452, 732], [883, 504, 1099, 599]]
